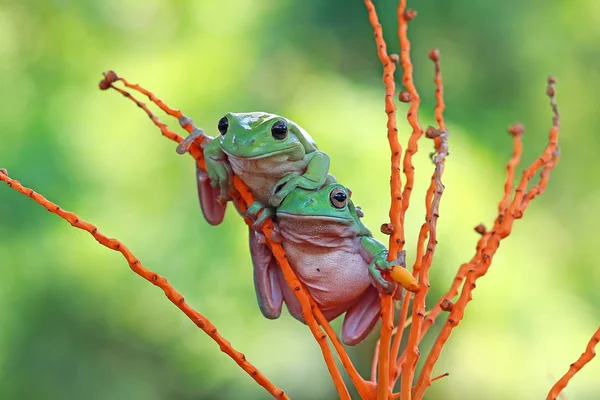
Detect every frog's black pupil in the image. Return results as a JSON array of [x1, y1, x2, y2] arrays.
[[333, 192, 347, 203], [271, 120, 288, 140], [218, 116, 228, 135]]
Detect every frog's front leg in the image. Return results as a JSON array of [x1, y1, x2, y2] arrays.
[[245, 201, 276, 231], [360, 236, 402, 294], [269, 151, 332, 207], [203, 139, 235, 202], [341, 286, 381, 346]]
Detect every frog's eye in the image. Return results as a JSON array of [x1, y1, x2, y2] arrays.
[[329, 188, 348, 209], [218, 116, 228, 135], [271, 120, 288, 140]]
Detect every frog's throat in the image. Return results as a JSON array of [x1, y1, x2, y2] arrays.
[[276, 213, 354, 223], [222, 146, 302, 161]]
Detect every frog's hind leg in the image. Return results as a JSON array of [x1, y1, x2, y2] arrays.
[[341, 286, 381, 346], [274, 267, 307, 324], [196, 165, 227, 225], [249, 228, 283, 319]]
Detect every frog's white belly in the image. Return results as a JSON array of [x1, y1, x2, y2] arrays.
[[281, 239, 372, 310], [228, 154, 310, 204]]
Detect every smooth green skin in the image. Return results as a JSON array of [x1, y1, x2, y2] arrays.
[[203, 112, 331, 212], [276, 183, 399, 293]]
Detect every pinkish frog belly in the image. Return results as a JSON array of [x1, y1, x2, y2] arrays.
[[281, 239, 372, 311], [227, 154, 310, 204]]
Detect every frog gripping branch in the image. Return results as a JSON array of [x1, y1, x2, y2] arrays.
[[201, 111, 334, 226], [2, 2, 599, 400]]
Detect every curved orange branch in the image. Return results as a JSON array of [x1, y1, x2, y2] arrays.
[[547, 326, 600, 399], [413, 77, 561, 399], [0, 170, 290, 400], [100, 74, 364, 399]]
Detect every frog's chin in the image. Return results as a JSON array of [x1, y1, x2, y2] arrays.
[[222, 146, 300, 161], [276, 213, 354, 224]]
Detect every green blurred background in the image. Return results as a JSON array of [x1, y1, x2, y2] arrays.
[[0, 0, 598, 399]]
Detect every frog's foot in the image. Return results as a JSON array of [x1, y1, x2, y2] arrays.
[[342, 286, 381, 346], [368, 251, 400, 295], [245, 201, 275, 231], [175, 127, 208, 154], [269, 173, 323, 207]]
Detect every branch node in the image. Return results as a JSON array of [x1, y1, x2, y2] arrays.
[[404, 8, 417, 21], [508, 123, 524, 137], [398, 90, 412, 103], [474, 223, 487, 235], [428, 49, 440, 62], [440, 299, 453, 312], [381, 223, 395, 235]]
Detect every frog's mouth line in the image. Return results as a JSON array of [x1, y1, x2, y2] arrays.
[[277, 213, 354, 223], [222, 146, 299, 160]]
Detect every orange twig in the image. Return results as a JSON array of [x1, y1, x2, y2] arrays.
[[413, 77, 561, 399], [499, 123, 524, 214], [0, 170, 290, 400], [398, 50, 448, 398], [546, 326, 600, 399], [398, 4, 424, 223], [392, 48, 448, 389], [363, 1, 401, 399], [403, 127, 449, 399], [100, 74, 357, 399], [431, 372, 449, 383]]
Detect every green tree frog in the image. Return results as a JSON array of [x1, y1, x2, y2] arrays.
[[198, 112, 334, 225], [249, 183, 401, 346]]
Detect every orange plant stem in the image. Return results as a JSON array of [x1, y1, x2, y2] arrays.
[[363, 1, 402, 399], [398, 3, 424, 224], [101, 76, 353, 399], [546, 326, 600, 399], [413, 78, 560, 399], [402, 129, 448, 399], [0, 170, 290, 400], [399, 49, 448, 398]]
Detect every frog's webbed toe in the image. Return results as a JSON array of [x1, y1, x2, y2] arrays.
[[196, 165, 226, 225], [341, 287, 381, 346]]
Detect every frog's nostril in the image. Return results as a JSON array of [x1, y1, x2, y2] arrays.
[[249, 139, 255, 145]]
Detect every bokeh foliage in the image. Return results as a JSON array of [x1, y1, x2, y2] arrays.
[[0, 0, 598, 399]]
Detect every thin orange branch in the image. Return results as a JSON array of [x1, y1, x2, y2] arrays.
[[399, 49, 449, 397], [403, 127, 449, 399], [546, 326, 600, 399], [398, 4, 424, 223], [100, 74, 362, 399], [413, 77, 561, 399], [393, 51, 448, 383], [363, 1, 401, 399], [0, 169, 290, 400]]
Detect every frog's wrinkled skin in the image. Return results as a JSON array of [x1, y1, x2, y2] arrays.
[[249, 184, 400, 346], [198, 112, 334, 225]]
